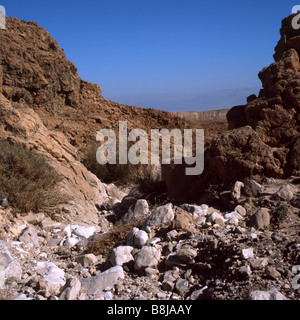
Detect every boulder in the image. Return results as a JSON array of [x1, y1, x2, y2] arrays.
[[249, 208, 270, 230], [134, 246, 161, 271], [109, 246, 134, 267], [142, 203, 175, 231], [121, 199, 150, 224], [80, 266, 124, 296]]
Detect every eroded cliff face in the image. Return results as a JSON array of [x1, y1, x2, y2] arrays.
[[0, 18, 189, 153], [0, 17, 192, 223], [163, 13, 300, 203]]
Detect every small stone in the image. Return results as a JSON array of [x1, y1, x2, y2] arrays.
[[171, 210, 192, 231], [122, 199, 150, 224], [234, 226, 247, 234], [242, 248, 254, 260], [250, 257, 269, 270], [36, 262, 66, 297], [157, 291, 169, 299], [75, 254, 98, 267], [142, 203, 175, 230], [235, 205, 247, 217], [238, 265, 252, 278], [59, 278, 81, 300], [243, 179, 262, 197], [265, 266, 281, 279], [145, 267, 158, 276], [176, 245, 197, 264], [249, 208, 270, 230], [207, 212, 226, 224], [133, 230, 148, 249], [80, 266, 124, 296], [26, 213, 45, 226], [40, 220, 61, 232], [64, 237, 79, 247], [175, 278, 189, 296], [166, 230, 178, 241], [162, 281, 175, 292], [275, 184, 294, 201], [231, 181, 245, 201], [72, 226, 95, 239], [18, 225, 39, 247]]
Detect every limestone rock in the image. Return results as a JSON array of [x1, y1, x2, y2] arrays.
[[142, 203, 175, 231], [134, 246, 161, 271], [109, 246, 134, 267], [80, 266, 124, 296], [122, 200, 150, 224]]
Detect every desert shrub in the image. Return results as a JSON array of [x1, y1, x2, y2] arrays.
[[0, 139, 63, 213], [84, 142, 139, 185], [84, 142, 168, 205], [86, 221, 140, 258]]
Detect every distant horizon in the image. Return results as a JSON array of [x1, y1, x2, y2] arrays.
[[105, 86, 261, 112]]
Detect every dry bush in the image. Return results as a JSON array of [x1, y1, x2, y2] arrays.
[[84, 142, 139, 185], [0, 139, 63, 213], [86, 221, 141, 259]]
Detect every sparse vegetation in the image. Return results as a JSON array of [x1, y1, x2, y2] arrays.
[[86, 221, 141, 259], [84, 142, 168, 205], [0, 139, 63, 213]]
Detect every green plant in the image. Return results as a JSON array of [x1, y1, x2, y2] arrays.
[[0, 139, 63, 213]]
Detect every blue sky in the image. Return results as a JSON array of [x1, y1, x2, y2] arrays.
[[0, 1, 298, 111]]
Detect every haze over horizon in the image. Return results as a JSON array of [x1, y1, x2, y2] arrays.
[[0, 0, 297, 112], [107, 86, 262, 112]]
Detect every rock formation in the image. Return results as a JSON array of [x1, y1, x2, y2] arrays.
[[0, 17, 189, 223], [163, 13, 300, 202]]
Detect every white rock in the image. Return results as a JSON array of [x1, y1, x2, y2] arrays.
[[134, 230, 149, 248], [122, 199, 150, 224], [224, 211, 243, 221], [36, 262, 66, 297], [62, 225, 72, 237], [249, 289, 288, 300], [72, 226, 95, 239], [231, 181, 244, 200], [80, 266, 124, 296], [207, 212, 226, 224], [64, 237, 79, 247], [60, 278, 82, 300], [242, 247, 254, 260], [109, 246, 134, 267], [134, 246, 161, 271]]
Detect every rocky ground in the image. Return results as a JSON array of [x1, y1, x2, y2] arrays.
[[0, 177, 299, 301]]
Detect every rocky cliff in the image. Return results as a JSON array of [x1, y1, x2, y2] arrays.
[[0, 17, 190, 224], [163, 13, 300, 203]]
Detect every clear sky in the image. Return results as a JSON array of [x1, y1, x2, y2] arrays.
[[0, 0, 298, 110]]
